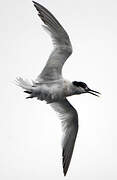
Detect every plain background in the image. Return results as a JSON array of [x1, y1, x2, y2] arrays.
[[0, 0, 117, 179]]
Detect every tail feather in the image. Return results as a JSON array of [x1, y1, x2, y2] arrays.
[[26, 96, 33, 99], [16, 77, 35, 99], [16, 77, 33, 91]]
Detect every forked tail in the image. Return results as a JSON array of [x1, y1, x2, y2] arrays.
[[15, 77, 34, 98]]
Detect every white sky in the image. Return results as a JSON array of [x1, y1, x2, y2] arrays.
[[0, 0, 117, 179]]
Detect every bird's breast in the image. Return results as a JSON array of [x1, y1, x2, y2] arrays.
[[33, 80, 72, 103]]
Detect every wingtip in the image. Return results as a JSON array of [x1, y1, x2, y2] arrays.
[[32, 1, 40, 6], [32, 1, 41, 12], [63, 164, 68, 176], [32, 1, 36, 4], [63, 160, 68, 176], [63, 170, 67, 176], [32, 1, 38, 7], [32, 1, 37, 6]]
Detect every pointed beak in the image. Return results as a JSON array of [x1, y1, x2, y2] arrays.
[[87, 88, 101, 97]]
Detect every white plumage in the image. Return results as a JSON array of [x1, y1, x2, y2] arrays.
[[16, 1, 100, 176]]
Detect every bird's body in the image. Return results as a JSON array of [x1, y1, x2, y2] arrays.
[[16, 1, 100, 176], [17, 78, 81, 103], [34, 79, 75, 103]]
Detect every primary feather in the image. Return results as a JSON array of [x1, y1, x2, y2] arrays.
[[51, 99, 78, 176], [32, 1, 72, 82]]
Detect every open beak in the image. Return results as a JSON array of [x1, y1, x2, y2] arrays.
[[87, 88, 101, 97]]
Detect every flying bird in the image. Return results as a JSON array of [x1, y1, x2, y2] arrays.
[[16, 1, 100, 176]]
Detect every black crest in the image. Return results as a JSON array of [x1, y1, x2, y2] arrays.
[[72, 81, 87, 88]]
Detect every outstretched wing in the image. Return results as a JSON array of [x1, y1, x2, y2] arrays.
[[33, 1, 72, 81], [50, 99, 78, 176]]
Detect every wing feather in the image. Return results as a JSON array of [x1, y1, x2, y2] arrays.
[[32, 1, 72, 81], [50, 99, 78, 176]]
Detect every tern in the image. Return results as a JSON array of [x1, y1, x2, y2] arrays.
[[16, 1, 100, 176]]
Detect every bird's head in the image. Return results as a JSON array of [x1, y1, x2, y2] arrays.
[[72, 81, 100, 97]]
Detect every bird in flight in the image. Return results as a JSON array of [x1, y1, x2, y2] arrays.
[[16, 1, 100, 176]]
